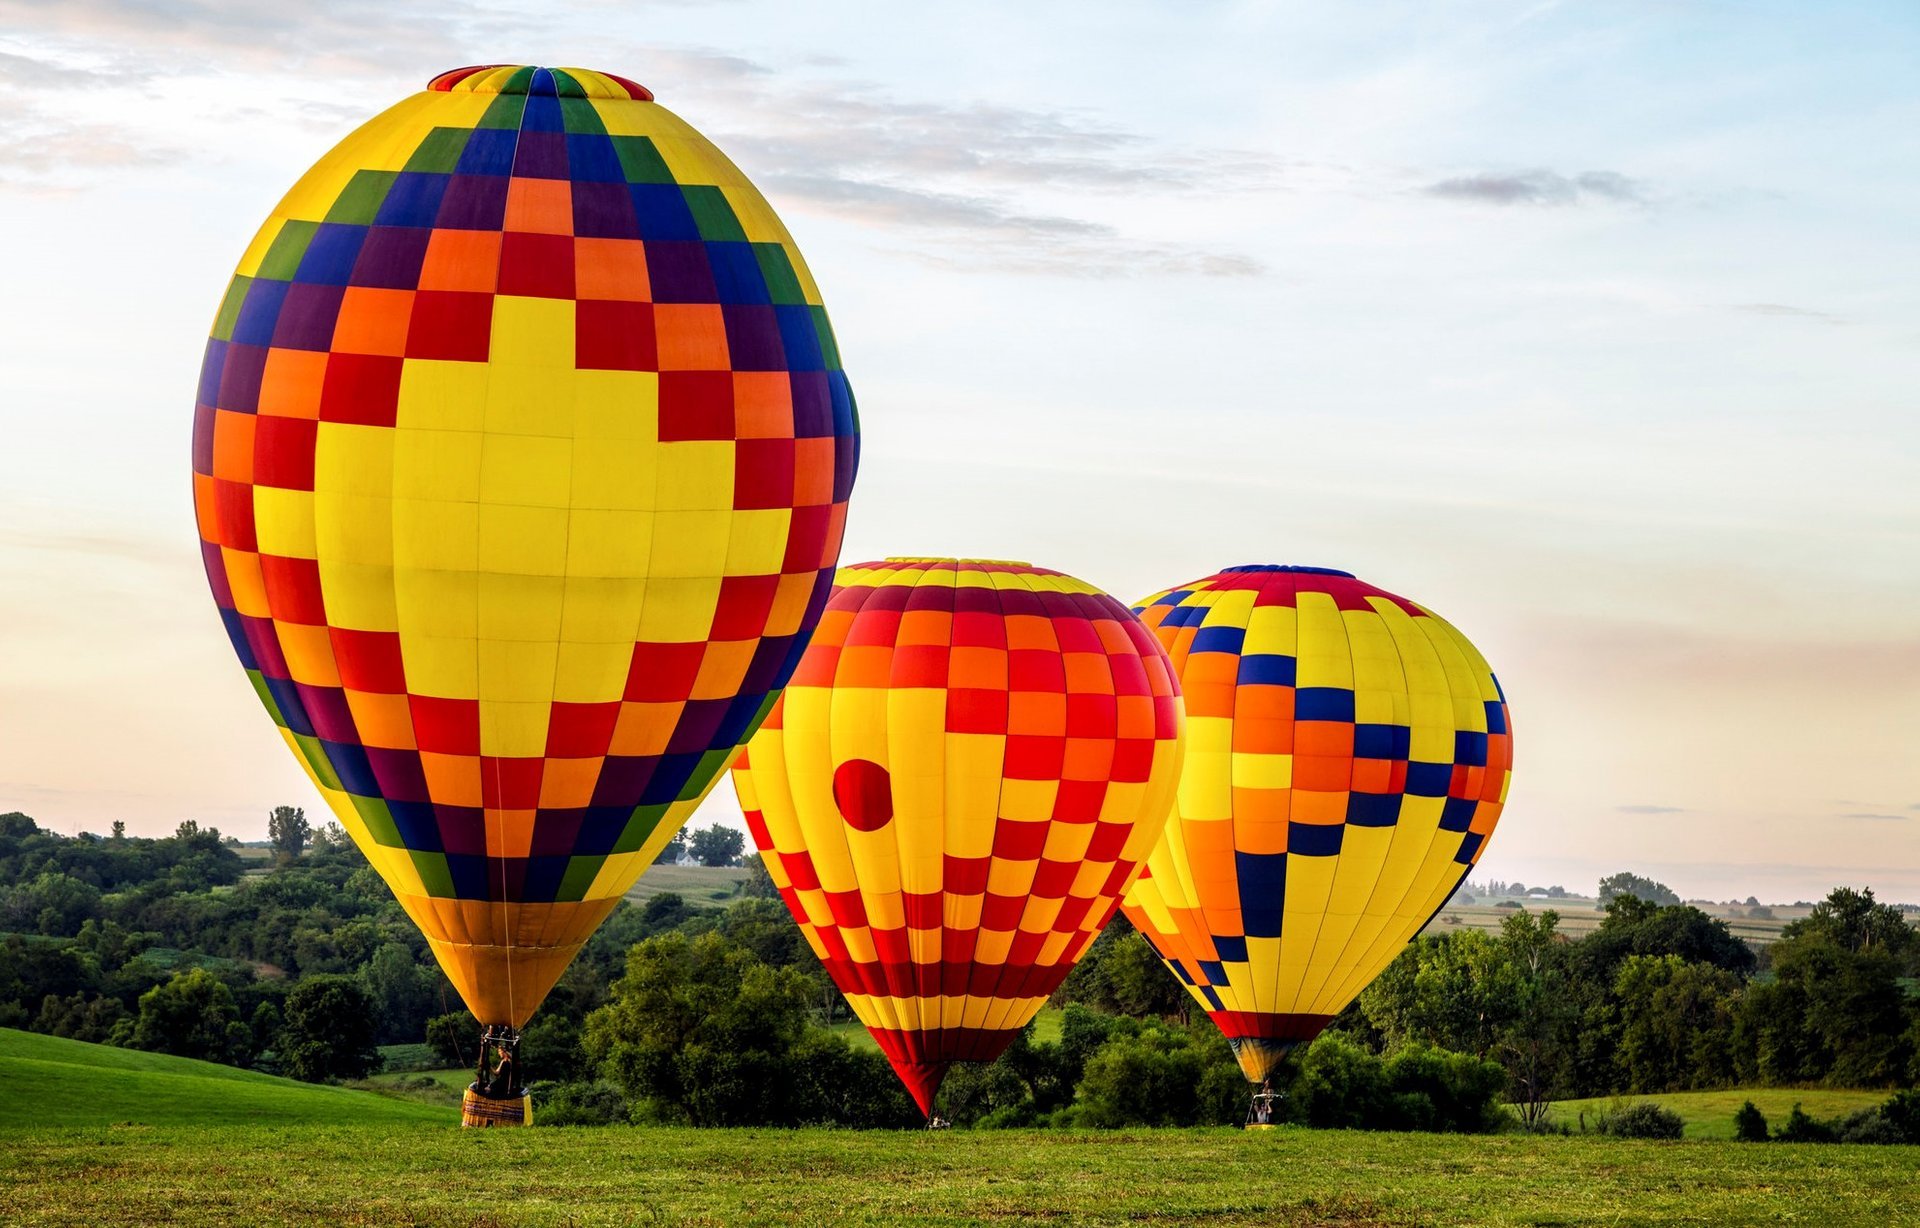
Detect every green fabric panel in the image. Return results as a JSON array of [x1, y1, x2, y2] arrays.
[[556, 856, 604, 902], [752, 244, 806, 305], [211, 277, 252, 342], [409, 850, 456, 898], [612, 804, 671, 854], [559, 96, 608, 134], [404, 127, 471, 173], [683, 185, 747, 241], [478, 92, 526, 130], [350, 795, 403, 848], [325, 170, 397, 225], [610, 135, 674, 183], [812, 306, 843, 370], [681, 749, 734, 801], [292, 733, 341, 791], [255, 221, 319, 281]]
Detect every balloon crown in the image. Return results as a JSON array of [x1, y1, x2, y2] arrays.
[[428, 64, 653, 101], [1221, 564, 1356, 578]]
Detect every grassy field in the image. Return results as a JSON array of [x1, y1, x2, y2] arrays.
[[1549, 1087, 1891, 1139], [623, 862, 751, 909], [0, 1028, 449, 1127], [6, 1123, 1920, 1226], [5, 1029, 1918, 1225]]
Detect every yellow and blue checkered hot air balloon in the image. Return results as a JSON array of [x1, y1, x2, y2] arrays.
[[1121, 566, 1512, 1084], [191, 66, 859, 1043]]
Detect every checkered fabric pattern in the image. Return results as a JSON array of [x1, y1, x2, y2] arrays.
[[191, 65, 859, 1027], [1119, 565, 1512, 1082], [730, 559, 1186, 1114]]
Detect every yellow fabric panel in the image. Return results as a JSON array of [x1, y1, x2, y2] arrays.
[[316, 560, 399, 633], [252, 487, 317, 559]]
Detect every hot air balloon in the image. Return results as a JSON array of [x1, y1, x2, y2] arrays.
[[1120, 565, 1511, 1094], [190, 65, 859, 1123], [729, 558, 1185, 1117]]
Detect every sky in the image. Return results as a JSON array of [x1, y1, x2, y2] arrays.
[[1, 1, 1915, 903]]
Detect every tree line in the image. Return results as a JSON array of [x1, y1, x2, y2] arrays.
[[3, 810, 1917, 1132]]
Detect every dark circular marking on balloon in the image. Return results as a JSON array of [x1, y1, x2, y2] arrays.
[[833, 759, 893, 832]]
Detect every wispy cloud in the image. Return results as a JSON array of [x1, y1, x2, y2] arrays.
[[1838, 812, 1908, 821], [1617, 804, 1685, 815], [644, 47, 1273, 277], [1423, 168, 1646, 207], [1731, 302, 1842, 324]]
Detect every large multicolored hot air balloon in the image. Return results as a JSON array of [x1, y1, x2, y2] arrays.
[[191, 66, 858, 1058], [1120, 565, 1511, 1084], [730, 558, 1185, 1115]]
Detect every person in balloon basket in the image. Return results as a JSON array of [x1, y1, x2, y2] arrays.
[[482, 1043, 517, 1099]]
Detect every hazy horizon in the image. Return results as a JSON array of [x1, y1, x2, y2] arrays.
[[2, 2, 1915, 902]]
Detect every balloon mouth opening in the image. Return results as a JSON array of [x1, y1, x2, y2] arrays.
[[1220, 564, 1356, 578], [428, 65, 653, 101]]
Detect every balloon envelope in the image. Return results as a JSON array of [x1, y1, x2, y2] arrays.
[[730, 558, 1185, 1113], [1120, 566, 1511, 1082], [191, 65, 859, 1026]]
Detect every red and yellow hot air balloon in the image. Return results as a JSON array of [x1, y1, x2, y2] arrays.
[[729, 559, 1185, 1115], [190, 65, 859, 1114], [1121, 566, 1512, 1085]]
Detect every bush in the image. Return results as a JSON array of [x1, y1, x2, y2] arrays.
[[1881, 1089, 1920, 1144], [1075, 1029, 1208, 1127], [1733, 1100, 1769, 1142], [1597, 1102, 1684, 1139], [1773, 1103, 1836, 1143], [531, 1079, 631, 1126]]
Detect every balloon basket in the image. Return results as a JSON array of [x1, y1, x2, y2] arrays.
[[462, 1087, 533, 1128]]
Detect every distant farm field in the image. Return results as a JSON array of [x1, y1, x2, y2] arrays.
[[622, 862, 751, 908], [1428, 894, 1802, 944]]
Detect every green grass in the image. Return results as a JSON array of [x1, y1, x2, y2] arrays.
[[360, 1066, 475, 1107], [0, 1028, 450, 1128], [4, 1034, 1917, 1224], [5, 1124, 1919, 1226], [623, 862, 750, 909], [1549, 1087, 1894, 1139], [826, 1006, 1065, 1053]]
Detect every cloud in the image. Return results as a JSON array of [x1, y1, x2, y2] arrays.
[[1731, 303, 1842, 324], [1423, 168, 1646, 207], [0, 0, 502, 77], [0, 24, 1271, 273], [1838, 812, 1908, 821], [641, 47, 1274, 276], [0, 48, 133, 88], [1616, 804, 1685, 815]]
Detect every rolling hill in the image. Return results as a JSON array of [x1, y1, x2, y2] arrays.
[[0, 1028, 452, 1128]]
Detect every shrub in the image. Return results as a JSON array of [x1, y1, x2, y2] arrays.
[[1597, 1102, 1684, 1139], [1881, 1089, 1920, 1144], [1733, 1100, 1769, 1142], [1773, 1103, 1836, 1143], [1832, 1107, 1906, 1144], [532, 1079, 631, 1126]]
